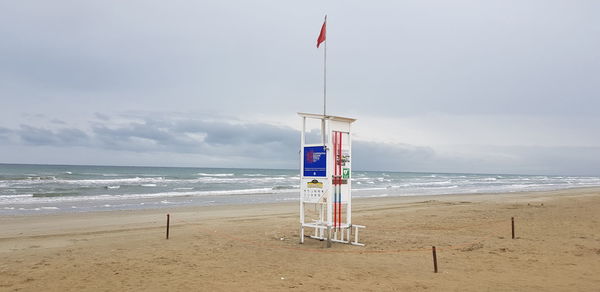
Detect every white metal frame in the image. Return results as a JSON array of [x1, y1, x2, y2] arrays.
[[298, 112, 365, 247]]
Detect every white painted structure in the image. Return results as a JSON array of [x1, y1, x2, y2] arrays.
[[298, 112, 365, 247]]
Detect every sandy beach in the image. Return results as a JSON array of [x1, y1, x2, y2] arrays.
[[1, 187, 599, 291]]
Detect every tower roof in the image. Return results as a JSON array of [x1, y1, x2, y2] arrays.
[[297, 112, 356, 123]]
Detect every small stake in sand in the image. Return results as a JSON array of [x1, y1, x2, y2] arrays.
[[511, 217, 515, 239], [166, 214, 170, 240], [432, 246, 438, 273]]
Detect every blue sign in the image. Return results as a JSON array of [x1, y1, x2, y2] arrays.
[[304, 146, 327, 177]]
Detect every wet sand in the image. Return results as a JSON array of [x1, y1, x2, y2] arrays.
[[1, 187, 599, 291]]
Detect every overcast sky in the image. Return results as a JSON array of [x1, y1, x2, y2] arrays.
[[1, 0, 599, 175]]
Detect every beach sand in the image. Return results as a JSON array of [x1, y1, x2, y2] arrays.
[[1, 187, 599, 291]]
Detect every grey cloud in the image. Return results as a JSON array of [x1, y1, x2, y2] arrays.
[[1, 116, 438, 170], [0, 127, 11, 142], [94, 113, 110, 121], [181, 121, 297, 147], [484, 145, 600, 176], [18, 125, 61, 145], [7, 117, 300, 161], [352, 141, 436, 172], [2, 114, 600, 175], [2, 1, 598, 119], [50, 119, 66, 125], [17, 125, 89, 146]]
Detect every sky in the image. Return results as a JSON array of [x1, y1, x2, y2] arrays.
[[0, 0, 599, 175]]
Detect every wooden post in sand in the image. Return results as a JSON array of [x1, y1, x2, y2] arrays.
[[166, 214, 170, 240], [511, 217, 515, 239], [432, 246, 438, 273]]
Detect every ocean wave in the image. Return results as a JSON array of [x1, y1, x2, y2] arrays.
[[33, 193, 74, 198], [12, 177, 166, 186], [0, 187, 298, 205], [400, 180, 453, 187], [353, 187, 388, 191], [2, 175, 300, 188], [0, 176, 57, 181], [272, 185, 299, 190], [197, 173, 234, 177], [360, 193, 390, 198], [0, 194, 33, 199]]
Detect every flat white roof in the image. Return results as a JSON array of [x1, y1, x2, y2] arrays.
[[298, 112, 357, 123]]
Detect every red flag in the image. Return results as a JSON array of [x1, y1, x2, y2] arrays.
[[316, 16, 327, 48]]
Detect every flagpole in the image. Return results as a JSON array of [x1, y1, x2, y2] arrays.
[[322, 26, 327, 146], [323, 15, 327, 118], [320, 15, 327, 147]]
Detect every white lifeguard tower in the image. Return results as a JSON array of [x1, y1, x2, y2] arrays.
[[299, 112, 365, 247]]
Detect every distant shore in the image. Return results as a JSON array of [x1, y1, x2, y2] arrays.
[[1, 187, 599, 291]]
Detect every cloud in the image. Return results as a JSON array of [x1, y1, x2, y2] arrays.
[[16, 125, 90, 147], [352, 141, 436, 172], [3, 115, 301, 164], [0, 113, 436, 170], [50, 119, 67, 125], [0, 127, 11, 142], [94, 112, 110, 121], [1, 112, 600, 175]]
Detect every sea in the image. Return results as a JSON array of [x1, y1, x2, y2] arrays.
[[1, 164, 600, 215]]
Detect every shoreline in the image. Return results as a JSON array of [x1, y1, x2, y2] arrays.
[[1, 187, 599, 291], [4, 184, 600, 217], [2, 186, 600, 230]]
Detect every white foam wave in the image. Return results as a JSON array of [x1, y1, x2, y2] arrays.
[[362, 193, 390, 198], [197, 173, 234, 177], [2, 175, 300, 189], [353, 187, 388, 192], [0, 187, 297, 205], [0, 194, 33, 199]]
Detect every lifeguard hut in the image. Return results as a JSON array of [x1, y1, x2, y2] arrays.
[[299, 112, 365, 247]]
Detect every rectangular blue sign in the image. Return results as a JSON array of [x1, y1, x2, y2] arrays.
[[304, 146, 327, 177]]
